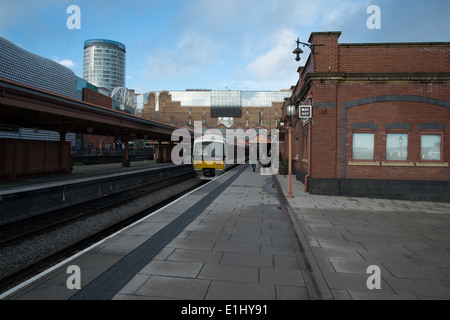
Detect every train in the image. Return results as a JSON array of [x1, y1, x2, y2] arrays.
[[192, 133, 248, 180]]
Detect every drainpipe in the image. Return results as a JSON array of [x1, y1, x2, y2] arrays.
[[305, 94, 313, 192], [305, 121, 312, 192]]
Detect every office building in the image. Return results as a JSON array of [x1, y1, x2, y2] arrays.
[[83, 39, 126, 90]]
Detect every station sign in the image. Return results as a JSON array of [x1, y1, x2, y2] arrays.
[[299, 106, 312, 118], [299, 106, 312, 125]]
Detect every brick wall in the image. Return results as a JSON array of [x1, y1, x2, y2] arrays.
[[338, 44, 450, 74], [292, 31, 450, 200], [309, 32, 340, 73], [141, 92, 284, 129], [83, 88, 112, 108]]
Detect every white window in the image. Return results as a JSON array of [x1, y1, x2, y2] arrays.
[[386, 133, 408, 161], [353, 133, 374, 160], [421, 133, 442, 161]]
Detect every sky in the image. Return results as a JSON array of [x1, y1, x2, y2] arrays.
[[0, 0, 449, 94]]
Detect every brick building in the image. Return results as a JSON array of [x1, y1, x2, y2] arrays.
[[282, 31, 450, 202], [137, 90, 291, 130]]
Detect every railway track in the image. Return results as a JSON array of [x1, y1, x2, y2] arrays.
[[0, 172, 205, 296], [0, 171, 194, 246]]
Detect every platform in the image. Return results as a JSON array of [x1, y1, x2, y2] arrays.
[[3, 164, 450, 301], [0, 160, 161, 193], [1, 164, 311, 300], [0, 161, 195, 225]]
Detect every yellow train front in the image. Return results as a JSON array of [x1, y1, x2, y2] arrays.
[[192, 134, 232, 180]]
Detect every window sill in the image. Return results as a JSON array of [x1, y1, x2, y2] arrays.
[[382, 161, 415, 167], [348, 161, 380, 166], [416, 162, 449, 167]]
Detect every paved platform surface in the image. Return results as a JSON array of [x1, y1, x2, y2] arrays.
[[2, 165, 311, 300], [276, 174, 450, 300], [2, 164, 450, 300]]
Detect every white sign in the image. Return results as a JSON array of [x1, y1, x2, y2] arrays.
[[299, 106, 312, 118]]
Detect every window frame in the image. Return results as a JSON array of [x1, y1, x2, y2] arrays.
[[385, 130, 409, 162], [351, 130, 376, 161], [420, 130, 444, 163]]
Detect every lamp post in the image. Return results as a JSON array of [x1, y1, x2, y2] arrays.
[[398, 135, 404, 159], [279, 120, 285, 158], [292, 37, 316, 193], [286, 101, 296, 198]]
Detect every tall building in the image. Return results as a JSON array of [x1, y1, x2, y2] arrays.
[[83, 39, 126, 91], [0, 36, 77, 98], [0, 36, 77, 144]]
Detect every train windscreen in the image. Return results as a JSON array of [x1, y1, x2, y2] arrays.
[[194, 141, 224, 159]]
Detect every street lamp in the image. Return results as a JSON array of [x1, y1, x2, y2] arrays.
[[293, 38, 316, 62], [398, 135, 404, 159], [285, 101, 296, 198], [293, 44, 303, 62]]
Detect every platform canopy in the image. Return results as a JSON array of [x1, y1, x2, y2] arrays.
[[0, 78, 177, 141]]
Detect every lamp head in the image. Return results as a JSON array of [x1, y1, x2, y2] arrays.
[[286, 103, 296, 117]]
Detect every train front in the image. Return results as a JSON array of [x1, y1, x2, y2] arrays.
[[193, 135, 226, 180]]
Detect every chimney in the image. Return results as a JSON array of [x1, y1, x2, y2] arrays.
[[308, 31, 341, 73]]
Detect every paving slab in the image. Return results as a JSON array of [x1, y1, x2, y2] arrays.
[[275, 173, 450, 300], [3, 165, 312, 301]]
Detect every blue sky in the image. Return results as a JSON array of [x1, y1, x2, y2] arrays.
[[0, 0, 449, 93]]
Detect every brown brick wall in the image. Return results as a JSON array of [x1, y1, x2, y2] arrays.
[[345, 100, 449, 181], [83, 88, 112, 108], [141, 92, 284, 129], [338, 45, 450, 74], [294, 32, 450, 184]]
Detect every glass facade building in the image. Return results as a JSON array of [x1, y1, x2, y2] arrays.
[[137, 90, 291, 111], [0, 36, 78, 143], [0, 36, 77, 98], [136, 89, 291, 128], [83, 39, 126, 91]]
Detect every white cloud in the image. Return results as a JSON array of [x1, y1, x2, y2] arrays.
[[136, 0, 450, 92], [144, 32, 218, 82], [141, 0, 364, 91], [53, 57, 76, 69], [245, 30, 294, 78], [177, 32, 217, 65], [242, 29, 300, 90]]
